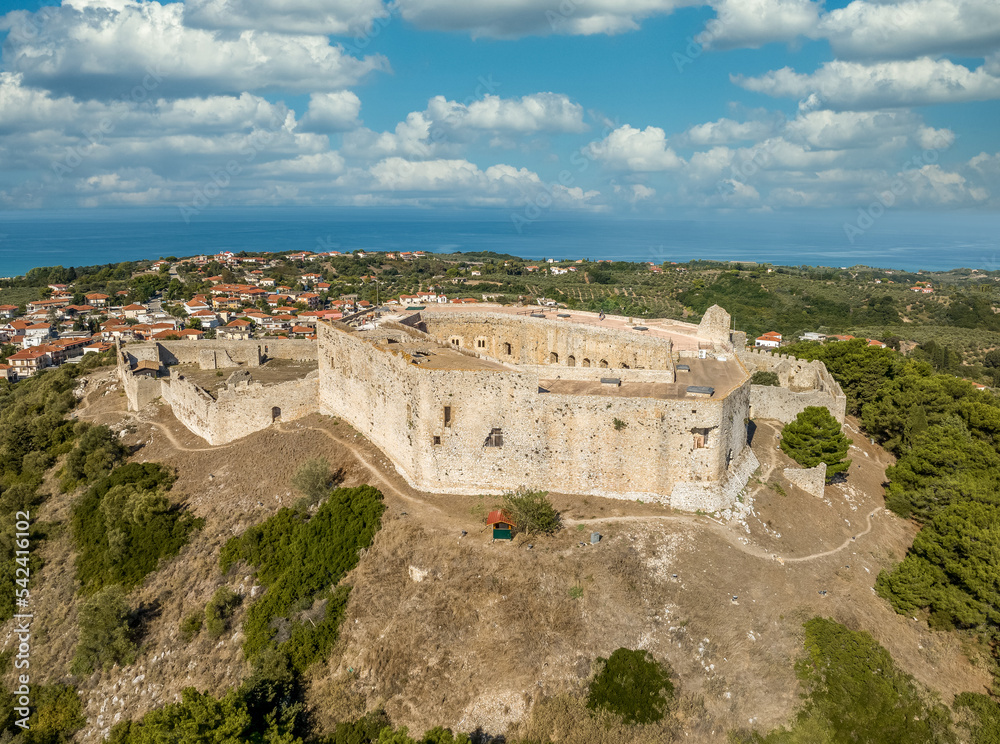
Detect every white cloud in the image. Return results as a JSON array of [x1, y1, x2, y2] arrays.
[[683, 117, 777, 145], [584, 125, 685, 171], [698, 0, 820, 50], [818, 0, 1000, 59], [343, 93, 586, 160], [429, 93, 588, 133], [783, 110, 952, 151], [735, 57, 1000, 110], [392, 0, 693, 39], [299, 91, 362, 132], [0, 0, 389, 98], [183, 0, 387, 35]]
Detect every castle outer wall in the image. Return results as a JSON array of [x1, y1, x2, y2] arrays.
[[317, 314, 757, 510]]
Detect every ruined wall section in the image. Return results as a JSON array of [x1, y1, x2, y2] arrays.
[[153, 339, 316, 368], [116, 345, 161, 410], [418, 312, 674, 374], [739, 349, 847, 423], [161, 371, 318, 445]]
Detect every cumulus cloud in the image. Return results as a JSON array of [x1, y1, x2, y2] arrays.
[[183, 0, 387, 35], [735, 58, 1000, 110], [783, 110, 953, 151], [682, 117, 777, 145], [343, 93, 586, 160], [818, 0, 1000, 59], [0, 0, 389, 98], [698, 0, 820, 50], [392, 0, 692, 39], [299, 91, 362, 132], [584, 125, 685, 171]]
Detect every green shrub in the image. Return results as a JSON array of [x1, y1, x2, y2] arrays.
[[500, 489, 561, 535], [60, 424, 128, 491], [72, 586, 137, 675], [72, 462, 203, 593], [739, 618, 954, 743], [779, 407, 851, 482], [220, 485, 385, 667], [291, 456, 340, 507], [586, 648, 674, 724], [205, 586, 241, 638], [5, 684, 85, 744], [955, 692, 1000, 744], [751, 370, 780, 386], [179, 611, 203, 642]]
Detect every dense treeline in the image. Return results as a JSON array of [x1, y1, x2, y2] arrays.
[[780, 339, 1000, 730]]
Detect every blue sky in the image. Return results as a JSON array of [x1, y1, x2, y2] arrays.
[[0, 0, 998, 216]]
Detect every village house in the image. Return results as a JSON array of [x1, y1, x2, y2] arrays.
[[0, 305, 19, 319], [755, 331, 782, 348], [218, 319, 253, 340]]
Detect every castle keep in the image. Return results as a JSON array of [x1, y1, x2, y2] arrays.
[[117, 305, 844, 512]]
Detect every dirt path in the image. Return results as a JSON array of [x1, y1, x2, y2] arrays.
[[565, 508, 878, 564]]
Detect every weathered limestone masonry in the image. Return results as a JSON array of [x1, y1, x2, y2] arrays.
[[117, 340, 319, 444], [784, 463, 827, 497], [317, 309, 758, 511], [737, 348, 847, 423], [414, 312, 677, 372]]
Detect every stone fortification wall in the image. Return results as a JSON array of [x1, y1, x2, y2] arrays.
[[161, 371, 318, 445], [738, 348, 847, 423], [784, 463, 827, 497], [118, 339, 320, 443], [416, 312, 675, 373], [117, 347, 161, 410], [154, 339, 316, 369], [317, 321, 753, 507]]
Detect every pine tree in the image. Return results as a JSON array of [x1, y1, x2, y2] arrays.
[[780, 406, 852, 482]]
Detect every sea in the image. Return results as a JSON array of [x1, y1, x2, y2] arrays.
[[1, 207, 998, 277]]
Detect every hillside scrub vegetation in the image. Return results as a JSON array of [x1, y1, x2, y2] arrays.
[[586, 648, 675, 724], [72, 462, 203, 593], [781, 339, 1000, 708], [779, 407, 851, 482], [72, 585, 139, 675], [500, 488, 561, 535], [220, 484, 385, 669], [732, 618, 954, 743], [0, 354, 113, 622]]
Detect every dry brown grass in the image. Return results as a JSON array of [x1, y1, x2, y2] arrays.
[[2, 370, 990, 744]]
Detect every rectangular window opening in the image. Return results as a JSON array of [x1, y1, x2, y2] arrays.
[[443, 406, 452, 427], [484, 428, 503, 447]]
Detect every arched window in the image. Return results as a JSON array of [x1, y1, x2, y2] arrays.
[[599, 359, 609, 368], [582, 358, 591, 367], [271, 407, 281, 421], [549, 352, 559, 364], [567, 355, 576, 367]]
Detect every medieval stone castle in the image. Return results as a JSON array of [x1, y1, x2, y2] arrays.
[[118, 305, 845, 513]]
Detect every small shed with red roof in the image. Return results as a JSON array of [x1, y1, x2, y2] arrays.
[[486, 509, 516, 541]]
